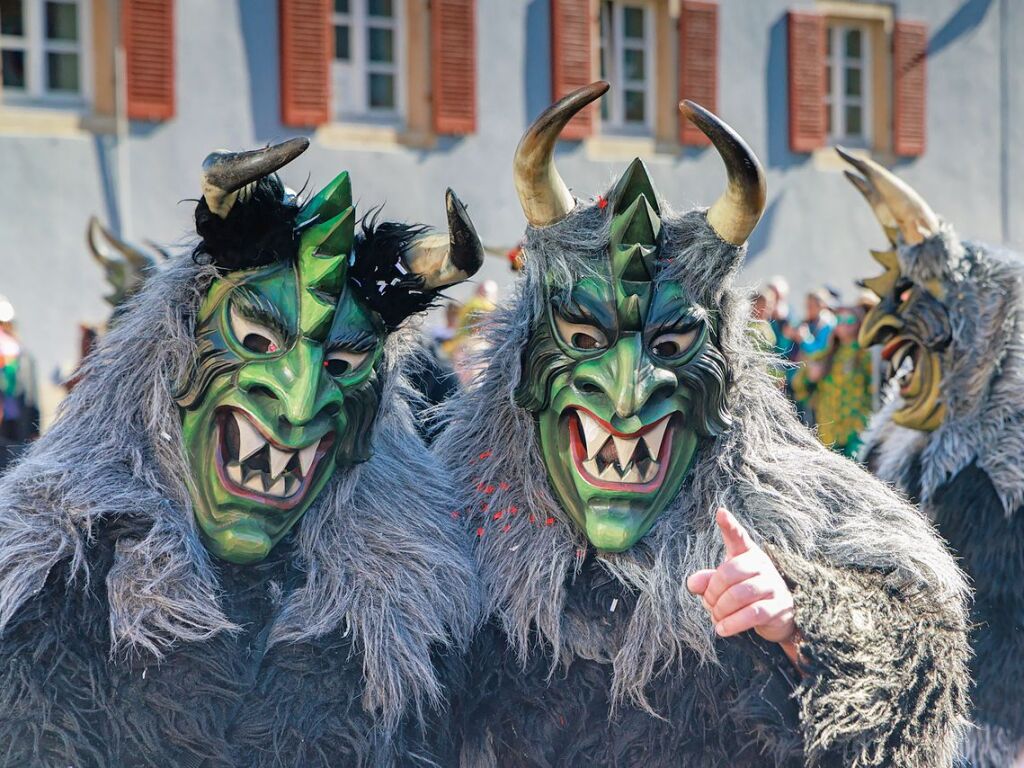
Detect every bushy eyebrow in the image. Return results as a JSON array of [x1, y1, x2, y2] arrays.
[[551, 289, 616, 331], [230, 286, 295, 344], [646, 298, 706, 334], [327, 327, 379, 352]]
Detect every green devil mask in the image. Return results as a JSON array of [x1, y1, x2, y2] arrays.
[[512, 83, 766, 552], [176, 139, 482, 564]]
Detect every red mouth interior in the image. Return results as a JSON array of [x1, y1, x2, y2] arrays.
[[568, 409, 673, 493]]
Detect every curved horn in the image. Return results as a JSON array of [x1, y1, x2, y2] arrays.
[[403, 189, 485, 290], [840, 165, 899, 245], [679, 100, 766, 246], [87, 216, 155, 269], [201, 137, 310, 219], [513, 81, 609, 227], [836, 146, 939, 246]]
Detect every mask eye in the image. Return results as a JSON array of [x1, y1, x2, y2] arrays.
[[650, 329, 698, 358], [324, 349, 371, 377], [229, 305, 285, 355], [554, 314, 609, 352]]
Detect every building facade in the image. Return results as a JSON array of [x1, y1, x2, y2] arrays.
[[0, 0, 1020, 419]]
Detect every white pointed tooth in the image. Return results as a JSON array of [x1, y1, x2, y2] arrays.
[[612, 435, 639, 467], [579, 412, 608, 461], [267, 475, 286, 497], [244, 472, 264, 492], [235, 412, 266, 461], [268, 445, 293, 480], [226, 461, 243, 485], [298, 440, 320, 477], [642, 419, 670, 459], [621, 464, 642, 483], [599, 464, 620, 482], [582, 458, 601, 479]]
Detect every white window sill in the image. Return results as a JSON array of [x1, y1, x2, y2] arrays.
[[584, 133, 660, 161], [0, 104, 113, 137], [315, 120, 434, 151], [813, 144, 895, 170]]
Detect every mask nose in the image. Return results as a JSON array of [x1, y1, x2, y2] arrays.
[[571, 335, 678, 419], [237, 340, 344, 427]]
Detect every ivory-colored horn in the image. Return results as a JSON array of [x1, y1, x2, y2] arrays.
[[836, 147, 939, 246], [404, 189, 484, 290], [87, 216, 153, 269], [513, 81, 609, 227], [679, 100, 766, 246], [201, 137, 310, 219]]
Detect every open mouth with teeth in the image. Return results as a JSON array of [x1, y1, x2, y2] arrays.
[[215, 408, 335, 510], [567, 408, 673, 492], [882, 336, 922, 396]]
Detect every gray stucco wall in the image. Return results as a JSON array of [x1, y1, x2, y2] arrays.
[[0, 0, 1018, 420]]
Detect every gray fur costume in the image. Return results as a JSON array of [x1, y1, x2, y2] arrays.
[[439, 200, 972, 767], [860, 226, 1024, 768], [0, 255, 478, 767]]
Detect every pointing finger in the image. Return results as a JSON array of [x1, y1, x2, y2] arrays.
[[717, 507, 756, 560], [702, 550, 767, 607]]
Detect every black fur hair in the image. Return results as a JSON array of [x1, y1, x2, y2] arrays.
[[350, 212, 441, 332], [193, 174, 300, 271]]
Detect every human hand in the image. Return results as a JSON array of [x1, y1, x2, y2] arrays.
[[686, 508, 801, 665]]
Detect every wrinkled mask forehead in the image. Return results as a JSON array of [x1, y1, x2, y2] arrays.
[[178, 172, 388, 565]]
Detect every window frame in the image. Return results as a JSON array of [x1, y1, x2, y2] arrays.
[[598, 0, 654, 136], [825, 21, 872, 146], [0, 0, 92, 109], [330, 0, 405, 124]]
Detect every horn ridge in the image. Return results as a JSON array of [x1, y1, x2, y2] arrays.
[[513, 81, 609, 227], [679, 100, 766, 246], [201, 137, 310, 220]]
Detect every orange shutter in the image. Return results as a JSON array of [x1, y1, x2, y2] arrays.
[[122, 0, 174, 121], [678, 0, 718, 146], [786, 11, 826, 153], [431, 0, 476, 135], [893, 21, 927, 157], [550, 0, 595, 140], [279, 0, 329, 128]]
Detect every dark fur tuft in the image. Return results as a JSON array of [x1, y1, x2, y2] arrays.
[[193, 175, 299, 271], [350, 213, 439, 332]]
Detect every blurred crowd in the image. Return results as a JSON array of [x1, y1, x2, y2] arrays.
[[750, 277, 880, 458]]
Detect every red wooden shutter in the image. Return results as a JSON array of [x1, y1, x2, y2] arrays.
[[678, 0, 718, 146], [786, 11, 826, 153], [122, 0, 174, 121], [893, 20, 927, 157], [279, 0, 329, 128], [431, 0, 476, 135], [550, 0, 595, 140]]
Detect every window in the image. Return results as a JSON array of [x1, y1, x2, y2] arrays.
[[599, 0, 653, 134], [0, 0, 89, 107], [826, 23, 870, 144], [331, 0, 403, 122]]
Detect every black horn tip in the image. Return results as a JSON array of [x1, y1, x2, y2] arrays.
[[445, 188, 484, 275], [201, 137, 311, 193]]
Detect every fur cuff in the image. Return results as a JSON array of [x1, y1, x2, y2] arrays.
[[769, 546, 970, 768]]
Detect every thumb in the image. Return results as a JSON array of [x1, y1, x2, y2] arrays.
[[717, 507, 755, 560], [686, 569, 715, 595]]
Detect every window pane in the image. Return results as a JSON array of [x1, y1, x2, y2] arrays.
[[1, 47, 24, 88], [624, 89, 644, 122], [1, 0, 24, 36], [844, 28, 862, 59], [845, 66, 861, 97], [46, 1, 78, 42], [825, 64, 832, 96], [368, 72, 394, 108], [368, 0, 392, 18], [623, 48, 644, 81], [334, 24, 350, 60], [623, 7, 644, 39], [826, 102, 833, 135], [368, 26, 393, 63], [826, 26, 832, 55], [334, 0, 348, 12], [46, 50, 79, 92], [845, 104, 862, 136]]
